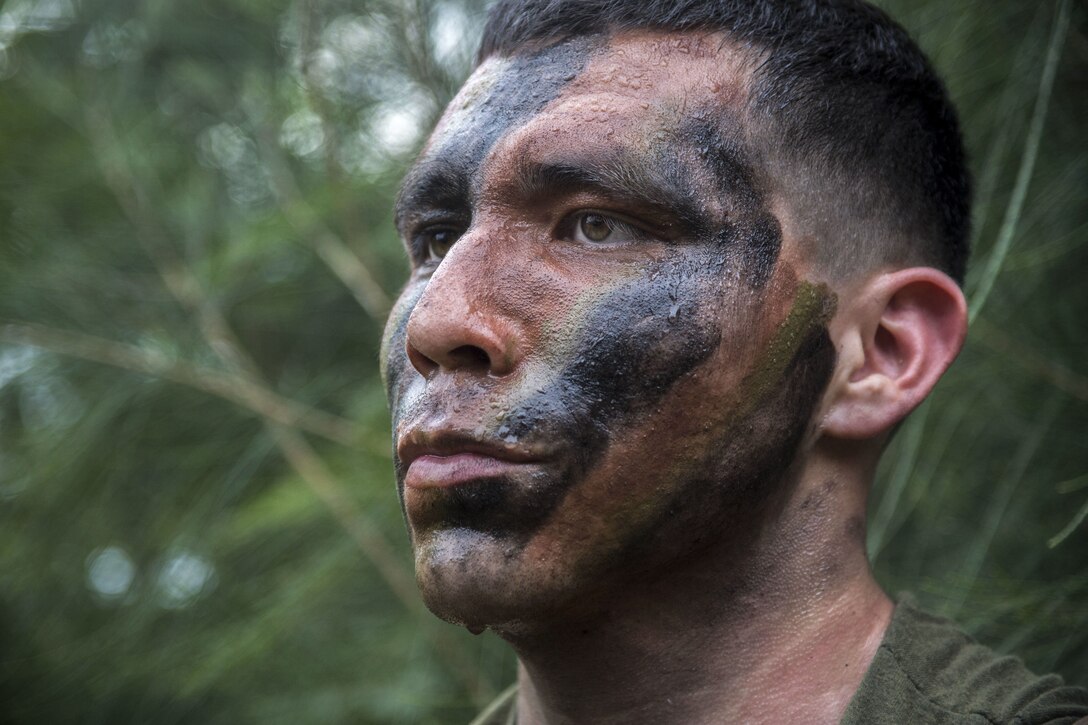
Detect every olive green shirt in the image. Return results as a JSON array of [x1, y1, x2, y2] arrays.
[[471, 598, 1088, 724], [841, 598, 1088, 724]]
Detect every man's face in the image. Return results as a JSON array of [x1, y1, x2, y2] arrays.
[[384, 33, 837, 629]]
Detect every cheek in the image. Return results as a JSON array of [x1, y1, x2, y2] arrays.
[[382, 282, 425, 411], [723, 211, 783, 290], [503, 251, 732, 446], [522, 281, 838, 579]]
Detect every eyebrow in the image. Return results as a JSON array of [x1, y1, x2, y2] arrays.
[[394, 156, 472, 232], [512, 152, 712, 234], [393, 133, 756, 237]]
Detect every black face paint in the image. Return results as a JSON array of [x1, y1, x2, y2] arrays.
[[382, 284, 423, 422], [599, 310, 837, 587], [509, 253, 726, 444], [394, 37, 597, 235], [687, 117, 783, 288]]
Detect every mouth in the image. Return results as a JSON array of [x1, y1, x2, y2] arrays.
[[398, 431, 546, 490]]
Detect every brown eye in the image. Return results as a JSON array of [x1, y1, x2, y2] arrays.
[[578, 213, 614, 243], [421, 227, 460, 261]]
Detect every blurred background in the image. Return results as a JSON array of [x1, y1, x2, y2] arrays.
[[0, 0, 1084, 722]]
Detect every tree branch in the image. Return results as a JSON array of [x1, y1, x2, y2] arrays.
[[80, 92, 493, 703], [0, 321, 385, 454], [252, 115, 392, 321], [972, 317, 1088, 404]]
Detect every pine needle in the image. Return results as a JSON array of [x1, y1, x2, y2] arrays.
[[968, 0, 1071, 321]]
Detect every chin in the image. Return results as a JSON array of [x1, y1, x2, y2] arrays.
[[413, 527, 576, 630]]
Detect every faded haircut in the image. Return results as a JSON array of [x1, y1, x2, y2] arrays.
[[477, 0, 972, 283]]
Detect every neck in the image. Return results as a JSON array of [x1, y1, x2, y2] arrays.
[[502, 450, 893, 725]]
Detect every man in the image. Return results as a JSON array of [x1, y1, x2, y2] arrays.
[[382, 0, 1088, 722]]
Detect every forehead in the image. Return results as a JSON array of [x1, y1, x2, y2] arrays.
[[552, 31, 749, 110], [397, 32, 759, 225]]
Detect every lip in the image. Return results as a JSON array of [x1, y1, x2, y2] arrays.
[[398, 431, 544, 490]]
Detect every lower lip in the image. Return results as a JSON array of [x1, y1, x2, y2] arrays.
[[404, 453, 533, 489]]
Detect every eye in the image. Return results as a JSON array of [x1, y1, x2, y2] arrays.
[[578, 213, 615, 242], [570, 212, 644, 245], [416, 226, 462, 263]]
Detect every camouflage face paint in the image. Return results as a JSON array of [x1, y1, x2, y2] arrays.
[[384, 32, 839, 628], [559, 281, 838, 592], [383, 34, 595, 466], [686, 116, 784, 288], [393, 36, 596, 236], [405, 247, 728, 541]]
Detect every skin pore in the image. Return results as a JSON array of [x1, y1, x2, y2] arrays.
[[384, 32, 896, 724]]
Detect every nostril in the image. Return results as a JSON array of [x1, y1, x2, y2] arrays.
[[404, 300, 516, 376], [406, 342, 439, 378], [448, 345, 492, 370], [405, 340, 496, 378]]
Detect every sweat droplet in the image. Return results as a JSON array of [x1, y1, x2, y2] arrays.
[[466, 624, 486, 635], [669, 304, 681, 322]]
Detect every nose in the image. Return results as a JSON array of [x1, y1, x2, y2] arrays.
[[404, 237, 522, 379]]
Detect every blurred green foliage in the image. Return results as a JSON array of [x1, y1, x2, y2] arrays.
[[0, 0, 1084, 722]]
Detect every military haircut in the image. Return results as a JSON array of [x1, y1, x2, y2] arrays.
[[478, 0, 972, 283]]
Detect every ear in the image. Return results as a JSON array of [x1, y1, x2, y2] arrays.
[[822, 268, 967, 440]]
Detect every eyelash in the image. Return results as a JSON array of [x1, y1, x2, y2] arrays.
[[564, 210, 650, 246], [408, 210, 653, 267], [412, 226, 462, 265]]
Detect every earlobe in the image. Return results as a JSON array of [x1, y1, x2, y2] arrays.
[[823, 268, 967, 440]]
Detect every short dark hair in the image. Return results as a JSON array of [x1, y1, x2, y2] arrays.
[[477, 0, 971, 283]]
